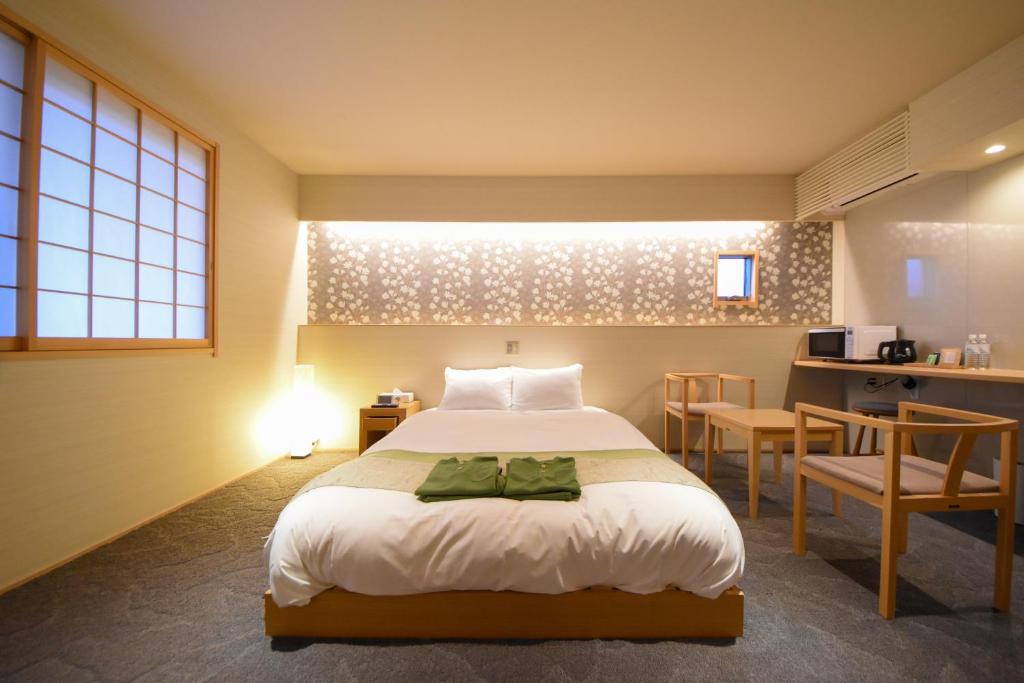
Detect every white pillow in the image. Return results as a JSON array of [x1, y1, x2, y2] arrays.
[[510, 364, 584, 411], [437, 367, 512, 410]]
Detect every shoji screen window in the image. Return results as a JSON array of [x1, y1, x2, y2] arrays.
[[36, 53, 212, 349], [0, 28, 24, 346]]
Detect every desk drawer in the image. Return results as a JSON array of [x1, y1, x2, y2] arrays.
[[363, 416, 398, 431]]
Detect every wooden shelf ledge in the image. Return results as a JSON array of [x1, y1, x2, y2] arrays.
[[793, 360, 1024, 384]]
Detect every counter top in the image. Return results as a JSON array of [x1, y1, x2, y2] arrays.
[[793, 360, 1024, 384]]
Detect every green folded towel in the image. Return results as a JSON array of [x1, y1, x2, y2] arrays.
[[415, 456, 506, 502], [504, 456, 581, 501]]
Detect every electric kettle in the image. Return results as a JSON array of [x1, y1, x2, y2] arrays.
[[877, 339, 917, 365]]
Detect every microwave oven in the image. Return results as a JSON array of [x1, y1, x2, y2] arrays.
[[807, 326, 898, 361]]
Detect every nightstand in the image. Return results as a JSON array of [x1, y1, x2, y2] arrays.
[[359, 401, 421, 454]]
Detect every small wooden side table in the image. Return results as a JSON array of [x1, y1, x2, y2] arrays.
[[703, 408, 843, 519], [359, 401, 421, 454]]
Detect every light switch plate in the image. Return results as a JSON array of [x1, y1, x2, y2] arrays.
[[506, 340, 520, 354]]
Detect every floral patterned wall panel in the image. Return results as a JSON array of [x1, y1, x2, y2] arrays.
[[307, 221, 832, 325]]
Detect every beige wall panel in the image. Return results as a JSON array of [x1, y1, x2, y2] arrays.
[[840, 151, 1024, 473], [297, 324, 841, 451], [0, 1, 305, 590], [299, 175, 796, 222]]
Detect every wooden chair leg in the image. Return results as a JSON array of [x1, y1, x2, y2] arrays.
[[703, 415, 713, 483], [773, 441, 783, 483], [717, 427, 724, 455], [897, 511, 909, 554], [830, 431, 844, 517], [853, 425, 865, 456], [682, 418, 690, 469], [879, 503, 899, 619], [870, 425, 878, 455], [994, 504, 1014, 612], [663, 411, 670, 455], [748, 434, 761, 520], [793, 468, 807, 556]]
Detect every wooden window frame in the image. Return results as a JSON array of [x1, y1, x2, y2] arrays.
[[0, 7, 218, 360], [712, 250, 759, 309]]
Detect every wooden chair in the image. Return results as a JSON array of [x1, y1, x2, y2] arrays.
[[851, 401, 917, 456], [664, 372, 755, 468], [792, 401, 1019, 619]]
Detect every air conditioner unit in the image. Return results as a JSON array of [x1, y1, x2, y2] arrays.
[[795, 111, 923, 220]]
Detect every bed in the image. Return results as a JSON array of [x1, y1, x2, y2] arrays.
[[264, 405, 745, 639]]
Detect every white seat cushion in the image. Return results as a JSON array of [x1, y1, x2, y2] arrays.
[[666, 401, 742, 415]]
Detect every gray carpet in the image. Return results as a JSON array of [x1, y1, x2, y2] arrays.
[[1, 450, 1023, 682]]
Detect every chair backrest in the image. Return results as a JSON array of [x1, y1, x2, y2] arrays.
[[664, 372, 715, 403], [795, 401, 1019, 497]]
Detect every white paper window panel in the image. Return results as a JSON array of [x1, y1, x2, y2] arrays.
[[0, 133, 20, 188], [177, 170, 205, 210], [0, 32, 24, 89], [176, 305, 204, 339], [177, 137, 206, 179], [0, 83, 22, 138], [95, 129, 137, 182], [0, 184, 17, 237], [37, 290, 87, 337], [177, 238, 205, 275], [139, 189, 173, 232], [139, 226, 173, 267], [43, 58, 92, 121], [38, 242, 87, 293], [141, 114, 174, 161], [92, 253, 134, 298], [138, 301, 172, 338], [41, 102, 91, 162], [39, 149, 89, 206], [140, 151, 173, 195], [93, 213, 135, 260], [176, 271, 204, 307], [176, 203, 205, 243], [716, 258, 748, 298], [139, 263, 172, 303], [93, 170, 136, 221], [92, 295, 134, 337], [0, 234, 15, 286], [0, 285, 14, 336], [38, 196, 88, 249], [96, 88, 137, 143]]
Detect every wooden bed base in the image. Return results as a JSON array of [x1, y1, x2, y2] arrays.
[[264, 586, 743, 639]]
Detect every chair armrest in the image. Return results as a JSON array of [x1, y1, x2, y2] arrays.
[[718, 374, 756, 407]]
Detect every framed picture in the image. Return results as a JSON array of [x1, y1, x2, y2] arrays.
[[937, 347, 962, 368], [925, 352, 940, 366]]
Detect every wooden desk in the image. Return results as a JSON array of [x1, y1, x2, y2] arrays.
[[359, 401, 420, 454], [793, 360, 1024, 384], [704, 408, 843, 519]]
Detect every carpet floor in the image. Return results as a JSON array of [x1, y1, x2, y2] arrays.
[[1, 450, 1023, 682]]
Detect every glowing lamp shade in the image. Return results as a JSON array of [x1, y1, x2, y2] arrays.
[[290, 364, 317, 458]]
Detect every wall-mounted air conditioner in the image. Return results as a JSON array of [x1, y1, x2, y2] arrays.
[[795, 111, 922, 220]]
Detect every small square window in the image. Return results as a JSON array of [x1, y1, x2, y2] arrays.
[[713, 251, 758, 308]]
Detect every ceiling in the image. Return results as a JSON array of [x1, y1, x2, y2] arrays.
[[74, 0, 1024, 176]]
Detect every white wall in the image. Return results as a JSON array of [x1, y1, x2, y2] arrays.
[[0, 1, 305, 590], [842, 152, 1024, 470]]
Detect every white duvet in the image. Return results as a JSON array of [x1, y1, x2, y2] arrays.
[[265, 407, 744, 607]]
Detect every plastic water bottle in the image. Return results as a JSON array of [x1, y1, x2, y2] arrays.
[[964, 334, 981, 369], [977, 334, 992, 369]]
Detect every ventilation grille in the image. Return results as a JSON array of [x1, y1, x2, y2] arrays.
[[796, 111, 912, 219]]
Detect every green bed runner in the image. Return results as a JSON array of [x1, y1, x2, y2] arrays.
[[294, 448, 714, 501]]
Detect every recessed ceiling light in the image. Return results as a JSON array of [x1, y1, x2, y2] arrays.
[[985, 144, 1007, 154]]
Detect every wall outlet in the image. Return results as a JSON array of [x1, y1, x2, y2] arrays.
[[506, 341, 520, 354]]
